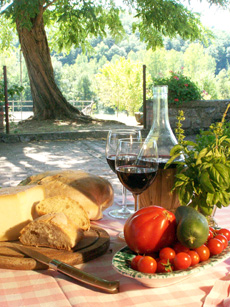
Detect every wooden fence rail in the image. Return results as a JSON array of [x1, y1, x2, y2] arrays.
[[2, 100, 94, 122]]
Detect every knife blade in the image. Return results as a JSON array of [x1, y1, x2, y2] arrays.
[[15, 245, 119, 294]]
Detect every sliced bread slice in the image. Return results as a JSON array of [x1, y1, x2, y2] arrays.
[[35, 196, 90, 231], [19, 212, 84, 251]]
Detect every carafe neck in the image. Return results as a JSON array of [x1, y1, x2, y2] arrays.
[[152, 90, 171, 131], [150, 85, 176, 138], [145, 86, 179, 161]]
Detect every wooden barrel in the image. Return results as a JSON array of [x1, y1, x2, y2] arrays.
[[139, 166, 180, 213]]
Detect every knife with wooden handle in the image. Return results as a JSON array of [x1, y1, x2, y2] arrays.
[[15, 245, 119, 294]]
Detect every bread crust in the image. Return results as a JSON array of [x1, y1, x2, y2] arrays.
[[19, 170, 114, 220]]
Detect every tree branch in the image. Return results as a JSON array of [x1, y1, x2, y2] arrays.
[[43, 0, 57, 11], [34, 5, 45, 27], [34, 1, 57, 28]]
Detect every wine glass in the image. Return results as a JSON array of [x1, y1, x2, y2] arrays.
[[105, 128, 142, 219], [115, 138, 158, 212]]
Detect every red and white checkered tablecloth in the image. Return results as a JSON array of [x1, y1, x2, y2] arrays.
[[0, 200, 229, 307]]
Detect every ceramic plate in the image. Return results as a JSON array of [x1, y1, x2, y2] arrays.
[[112, 244, 230, 288]]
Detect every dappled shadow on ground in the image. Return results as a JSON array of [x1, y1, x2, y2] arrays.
[[1, 115, 142, 189], [0, 139, 121, 195], [8, 116, 141, 134]]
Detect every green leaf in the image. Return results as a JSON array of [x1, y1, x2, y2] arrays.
[[216, 201, 223, 209], [165, 154, 182, 168], [173, 179, 186, 188], [201, 163, 215, 170], [206, 192, 214, 205], [200, 205, 213, 216], [177, 185, 188, 206], [170, 144, 183, 156], [219, 135, 227, 143], [220, 191, 230, 206], [210, 163, 229, 187], [183, 141, 197, 147], [212, 192, 220, 205], [176, 182, 193, 205], [174, 173, 189, 181], [223, 138, 230, 145], [182, 189, 192, 205], [199, 171, 215, 193], [196, 147, 208, 165], [196, 196, 213, 216]]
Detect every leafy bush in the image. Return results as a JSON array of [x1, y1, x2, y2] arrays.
[[152, 70, 202, 104], [0, 80, 24, 105]]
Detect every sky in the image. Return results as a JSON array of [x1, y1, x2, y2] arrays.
[[186, 0, 230, 30]]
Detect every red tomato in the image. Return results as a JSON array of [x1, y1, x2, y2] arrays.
[[173, 252, 191, 270], [209, 227, 216, 233], [159, 247, 176, 261], [207, 238, 224, 255], [124, 206, 177, 254], [194, 245, 210, 262], [208, 229, 214, 240], [187, 250, 200, 266], [137, 256, 157, 274], [173, 242, 190, 254], [215, 234, 228, 249], [131, 255, 143, 271], [157, 259, 174, 273], [217, 228, 230, 241]]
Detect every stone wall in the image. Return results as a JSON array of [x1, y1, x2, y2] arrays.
[[146, 100, 230, 135]]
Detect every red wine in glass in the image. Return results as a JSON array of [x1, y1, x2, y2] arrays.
[[106, 155, 116, 173], [116, 165, 157, 195], [105, 129, 142, 220], [115, 139, 158, 212]]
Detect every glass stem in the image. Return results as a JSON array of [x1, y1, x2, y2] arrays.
[[122, 186, 127, 209], [134, 194, 139, 211]]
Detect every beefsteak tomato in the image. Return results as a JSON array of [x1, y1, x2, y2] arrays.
[[124, 206, 177, 254]]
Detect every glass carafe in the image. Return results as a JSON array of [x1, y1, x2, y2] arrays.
[[139, 85, 182, 212]]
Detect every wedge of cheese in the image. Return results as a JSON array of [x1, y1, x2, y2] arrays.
[[0, 185, 45, 241]]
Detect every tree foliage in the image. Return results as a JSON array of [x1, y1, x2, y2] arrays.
[[95, 57, 152, 115], [0, 0, 212, 51], [0, 0, 229, 120], [132, 0, 210, 48], [2, 0, 124, 51]]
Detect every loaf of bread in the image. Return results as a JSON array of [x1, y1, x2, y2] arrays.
[[19, 170, 114, 220], [35, 196, 90, 230], [19, 212, 84, 251]]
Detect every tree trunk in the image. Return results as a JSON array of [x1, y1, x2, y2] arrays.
[[15, 9, 92, 122]]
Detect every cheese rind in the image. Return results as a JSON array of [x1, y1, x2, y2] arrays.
[[0, 185, 45, 241]]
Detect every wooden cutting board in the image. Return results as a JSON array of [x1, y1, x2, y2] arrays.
[[0, 226, 110, 270]]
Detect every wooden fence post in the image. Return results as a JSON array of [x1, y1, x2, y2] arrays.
[[3, 66, 9, 134]]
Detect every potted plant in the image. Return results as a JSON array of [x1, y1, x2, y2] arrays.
[[166, 104, 230, 224]]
